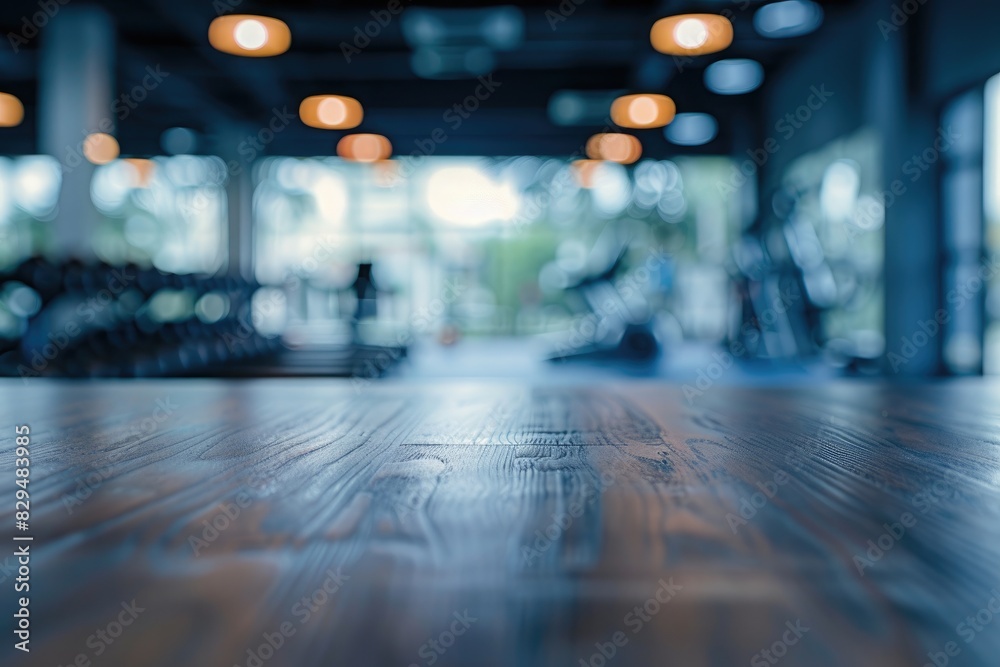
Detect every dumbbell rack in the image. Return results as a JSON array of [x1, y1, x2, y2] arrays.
[[0, 258, 282, 378]]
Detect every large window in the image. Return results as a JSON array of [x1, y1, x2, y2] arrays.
[[252, 155, 741, 342], [0, 155, 62, 271], [0, 154, 227, 276], [91, 156, 227, 274]]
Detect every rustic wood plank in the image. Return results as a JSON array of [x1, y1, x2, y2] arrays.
[[1, 379, 999, 666]]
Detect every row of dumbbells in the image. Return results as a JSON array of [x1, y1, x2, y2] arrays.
[[8, 257, 260, 304], [19, 315, 282, 378], [4, 258, 278, 377]]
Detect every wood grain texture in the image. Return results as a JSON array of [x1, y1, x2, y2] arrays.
[[1, 379, 1000, 667]]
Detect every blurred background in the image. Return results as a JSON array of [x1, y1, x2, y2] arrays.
[[0, 0, 994, 381]]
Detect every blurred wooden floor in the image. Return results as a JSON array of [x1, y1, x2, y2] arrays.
[[2, 379, 1000, 667]]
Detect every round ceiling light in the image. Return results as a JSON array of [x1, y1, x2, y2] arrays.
[[586, 133, 642, 164], [611, 94, 676, 129], [337, 134, 392, 162], [209, 15, 291, 57], [675, 18, 709, 49], [83, 133, 120, 165], [234, 19, 268, 50], [0, 93, 24, 128], [299, 95, 364, 130], [650, 14, 733, 56]]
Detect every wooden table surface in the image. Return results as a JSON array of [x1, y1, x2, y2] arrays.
[[2, 379, 1000, 667]]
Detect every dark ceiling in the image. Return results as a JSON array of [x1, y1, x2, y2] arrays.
[[0, 0, 865, 158]]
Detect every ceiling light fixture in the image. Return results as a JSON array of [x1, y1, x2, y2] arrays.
[[83, 133, 120, 165], [611, 94, 676, 129], [572, 160, 604, 188], [650, 14, 733, 56], [209, 15, 291, 57], [0, 93, 24, 128], [123, 158, 157, 188], [586, 133, 642, 164], [299, 95, 364, 130], [337, 134, 392, 162]]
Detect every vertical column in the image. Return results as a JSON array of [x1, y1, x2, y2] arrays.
[[213, 124, 255, 280], [38, 5, 115, 260], [872, 13, 944, 376]]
